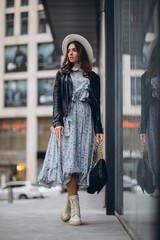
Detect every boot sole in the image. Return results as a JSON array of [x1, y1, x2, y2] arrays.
[[61, 211, 70, 222], [69, 220, 82, 226]]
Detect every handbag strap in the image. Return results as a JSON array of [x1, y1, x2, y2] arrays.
[[92, 140, 103, 169], [140, 139, 150, 167], [140, 140, 145, 158]]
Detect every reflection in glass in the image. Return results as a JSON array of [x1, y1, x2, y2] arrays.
[[4, 80, 27, 107], [121, 0, 159, 239], [21, 12, 28, 35], [38, 78, 55, 105], [5, 45, 27, 72], [6, 14, 14, 36], [38, 10, 46, 33], [139, 39, 160, 195], [131, 77, 141, 105], [38, 43, 60, 70]]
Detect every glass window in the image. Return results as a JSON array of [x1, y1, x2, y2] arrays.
[[21, 0, 28, 6], [0, 118, 26, 181], [6, 14, 14, 36], [21, 12, 28, 35], [131, 77, 141, 105], [38, 43, 60, 70], [121, 0, 159, 239], [38, 78, 55, 106], [4, 80, 27, 107], [38, 10, 46, 33], [5, 45, 28, 73], [0, 119, 26, 151], [6, 0, 14, 8], [38, 117, 52, 151]]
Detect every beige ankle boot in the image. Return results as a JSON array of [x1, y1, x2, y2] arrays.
[[69, 195, 82, 226], [61, 195, 71, 222]]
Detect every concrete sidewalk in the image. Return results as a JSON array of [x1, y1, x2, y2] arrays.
[[0, 189, 127, 240]]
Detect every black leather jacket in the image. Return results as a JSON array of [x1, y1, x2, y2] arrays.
[[139, 71, 158, 134], [53, 70, 103, 135]]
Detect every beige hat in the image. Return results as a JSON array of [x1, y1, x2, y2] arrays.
[[62, 34, 93, 63]]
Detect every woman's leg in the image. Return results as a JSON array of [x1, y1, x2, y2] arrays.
[[67, 173, 78, 196], [61, 174, 77, 222], [67, 174, 81, 225]]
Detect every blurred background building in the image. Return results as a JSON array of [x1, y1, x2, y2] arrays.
[[0, 0, 60, 184], [0, 0, 159, 239]]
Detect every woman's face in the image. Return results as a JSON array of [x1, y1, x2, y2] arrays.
[[68, 43, 79, 64]]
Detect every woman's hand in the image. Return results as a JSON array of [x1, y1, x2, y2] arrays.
[[140, 133, 146, 142], [54, 126, 64, 139], [96, 133, 103, 143]]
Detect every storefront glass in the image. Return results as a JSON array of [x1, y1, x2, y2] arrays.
[[0, 119, 26, 183], [121, 0, 159, 239], [37, 117, 52, 172]]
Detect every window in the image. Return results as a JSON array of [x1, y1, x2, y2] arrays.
[[38, 78, 55, 105], [21, 0, 28, 6], [38, 43, 60, 70], [131, 77, 141, 105], [4, 184, 25, 189], [5, 45, 28, 73], [6, 0, 14, 8], [38, 118, 52, 151], [0, 119, 26, 151], [38, 0, 42, 4], [4, 80, 27, 107], [21, 12, 28, 35], [38, 10, 46, 33], [6, 14, 14, 36]]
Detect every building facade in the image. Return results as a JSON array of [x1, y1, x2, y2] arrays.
[[0, 0, 60, 184]]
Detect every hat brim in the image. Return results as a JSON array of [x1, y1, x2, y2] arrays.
[[62, 34, 93, 64]]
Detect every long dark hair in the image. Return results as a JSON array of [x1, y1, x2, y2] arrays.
[[61, 41, 92, 79], [147, 41, 159, 78]]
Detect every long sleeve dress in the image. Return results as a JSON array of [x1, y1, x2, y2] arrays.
[[38, 66, 94, 188], [140, 71, 160, 189]]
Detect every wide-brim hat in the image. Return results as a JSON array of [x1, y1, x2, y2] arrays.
[[62, 34, 93, 63]]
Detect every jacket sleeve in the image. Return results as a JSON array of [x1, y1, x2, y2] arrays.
[[139, 73, 146, 134], [53, 71, 64, 128], [94, 74, 104, 135]]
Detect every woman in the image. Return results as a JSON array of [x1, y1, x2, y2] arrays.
[[139, 38, 160, 197], [38, 34, 103, 225]]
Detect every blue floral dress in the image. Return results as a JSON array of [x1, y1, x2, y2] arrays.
[[38, 66, 94, 188]]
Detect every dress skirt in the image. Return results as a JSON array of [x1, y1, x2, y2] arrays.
[[147, 101, 160, 189], [38, 67, 95, 188]]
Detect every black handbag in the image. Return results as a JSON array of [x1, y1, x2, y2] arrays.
[[87, 141, 107, 194], [136, 140, 155, 194]]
